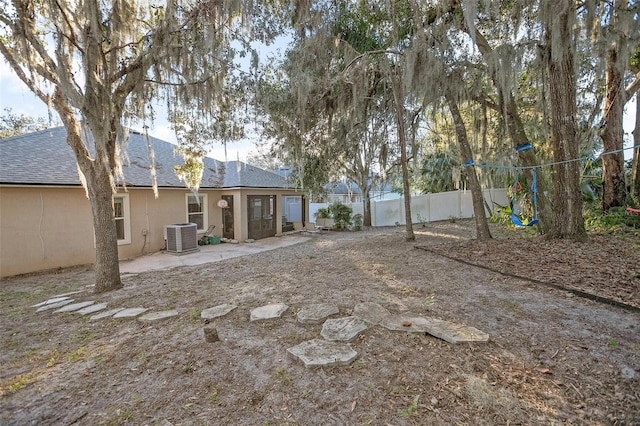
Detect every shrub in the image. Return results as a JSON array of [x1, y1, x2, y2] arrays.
[[327, 202, 353, 230], [352, 213, 363, 231], [314, 207, 330, 220]]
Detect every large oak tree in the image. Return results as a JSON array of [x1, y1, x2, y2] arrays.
[[0, 0, 272, 292]]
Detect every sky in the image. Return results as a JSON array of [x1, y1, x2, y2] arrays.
[[0, 62, 260, 162], [1, 57, 637, 162]]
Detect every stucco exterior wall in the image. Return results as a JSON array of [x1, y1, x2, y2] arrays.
[[122, 188, 230, 257], [0, 186, 95, 277], [1, 186, 306, 278]]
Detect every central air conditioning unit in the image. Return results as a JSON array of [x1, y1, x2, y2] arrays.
[[164, 223, 199, 254]]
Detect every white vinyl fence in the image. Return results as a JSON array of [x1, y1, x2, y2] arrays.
[[310, 188, 509, 227]]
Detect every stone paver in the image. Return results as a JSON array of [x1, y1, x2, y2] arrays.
[[139, 310, 179, 322], [76, 303, 108, 315], [352, 302, 391, 325], [36, 299, 74, 312], [381, 315, 489, 343], [201, 304, 238, 320], [297, 303, 339, 324], [113, 308, 148, 318], [55, 301, 95, 313], [380, 315, 432, 333], [287, 339, 358, 368], [321, 316, 368, 342], [90, 308, 125, 321], [250, 303, 289, 322], [32, 296, 71, 308], [423, 319, 489, 344]]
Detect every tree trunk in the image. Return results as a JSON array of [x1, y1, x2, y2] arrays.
[[545, 0, 587, 241], [446, 94, 492, 240], [601, 44, 628, 211], [362, 187, 372, 227], [630, 90, 640, 200], [86, 166, 124, 293], [390, 66, 415, 241], [54, 89, 123, 293]]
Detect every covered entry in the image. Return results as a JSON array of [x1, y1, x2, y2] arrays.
[[248, 195, 276, 240], [221, 195, 234, 239]]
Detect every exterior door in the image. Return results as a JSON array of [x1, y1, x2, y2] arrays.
[[247, 195, 276, 240], [222, 195, 234, 239]]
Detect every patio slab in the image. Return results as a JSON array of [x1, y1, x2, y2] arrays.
[[120, 235, 311, 274], [55, 301, 95, 313], [321, 316, 368, 342], [201, 304, 238, 320], [139, 310, 179, 322], [422, 318, 490, 344], [287, 339, 358, 368], [352, 302, 391, 325], [76, 303, 108, 315], [113, 308, 148, 318], [381, 314, 489, 343], [32, 296, 71, 308], [36, 299, 74, 312], [297, 303, 339, 324], [250, 303, 289, 322], [90, 308, 125, 321]]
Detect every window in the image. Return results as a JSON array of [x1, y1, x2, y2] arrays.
[[113, 194, 131, 245], [187, 194, 208, 231]]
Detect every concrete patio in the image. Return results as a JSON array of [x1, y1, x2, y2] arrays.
[[119, 234, 312, 274]]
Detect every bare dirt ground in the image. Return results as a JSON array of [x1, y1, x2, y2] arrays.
[[1, 220, 639, 425]]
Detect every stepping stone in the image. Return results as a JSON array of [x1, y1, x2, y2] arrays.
[[113, 308, 148, 318], [36, 299, 74, 312], [422, 319, 489, 344], [201, 304, 237, 320], [297, 303, 339, 324], [321, 316, 368, 342], [250, 303, 289, 322], [76, 303, 108, 315], [32, 296, 71, 308], [51, 290, 85, 298], [380, 315, 432, 333], [353, 302, 391, 325], [90, 308, 125, 321], [139, 310, 179, 322], [55, 301, 95, 313], [381, 315, 489, 343], [287, 339, 358, 368]]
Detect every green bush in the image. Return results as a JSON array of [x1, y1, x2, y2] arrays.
[[314, 207, 330, 220], [352, 213, 363, 231], [584, 205, 640, 234], [327, 202, 353, 230]]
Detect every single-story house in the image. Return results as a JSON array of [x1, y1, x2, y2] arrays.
[[0, 127, 308, 277], [319, 180, 401, 204]]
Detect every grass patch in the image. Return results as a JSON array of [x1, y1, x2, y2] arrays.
[[67, 346, 87, 362], [464, 374, 521, 418], [273, 367, 292, 385], [0, 372, 37, 396], [70, 327, 94, 343], [188, 309, 202, 322], [399, 394, 420, 416]]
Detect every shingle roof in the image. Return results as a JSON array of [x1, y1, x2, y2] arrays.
[[0, 127, 292, 189]]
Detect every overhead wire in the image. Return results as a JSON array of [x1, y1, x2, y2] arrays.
[[464, 144, 640, 171]]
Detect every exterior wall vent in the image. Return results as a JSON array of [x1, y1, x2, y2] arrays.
[[164, 223, 198, 254]]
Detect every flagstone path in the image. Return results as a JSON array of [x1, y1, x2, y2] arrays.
[[33, 293, 489, 368]]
